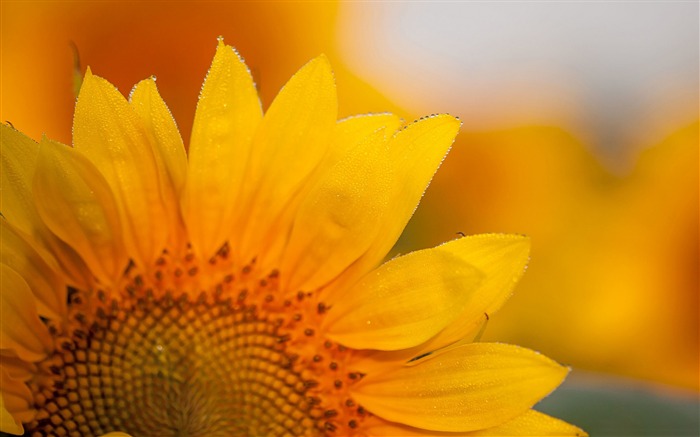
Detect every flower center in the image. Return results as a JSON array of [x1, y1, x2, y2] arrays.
[[26, 247, 367, 436]]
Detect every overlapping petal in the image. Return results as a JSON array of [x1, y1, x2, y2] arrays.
[[73, 69, 167, 266], [0, 125, 92, 289], [0, 265, 54, 362], [366, 409, 587, 436], [402, 234, 531, 359], [281, 128, 391, 293], [33, 138, 127, 285], [349, 234, 531, 373], [0, 351, 37, 382], [182, 40, 262, 260], [0, 368, 34, 436], [323, 238, 483, 350], [464, 410, 588, 436], [0, 124, 43, 238], [326, 115, 461, 293], [351, 343, 568, 432], [130, 77, 188, 253], [0, 219, 67, 320], [327, 113, 402, 164], [235, 55, 337, 262], [255, 113, 403, 273]]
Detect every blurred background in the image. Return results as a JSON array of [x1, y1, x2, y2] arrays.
[[1, 2, 698, 435]]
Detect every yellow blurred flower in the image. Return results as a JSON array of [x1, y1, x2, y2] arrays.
[[404, 123, 699, 390], [0, 41, 586, 436]]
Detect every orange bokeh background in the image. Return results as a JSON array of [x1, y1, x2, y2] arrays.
[[2, 1, 697, 391]]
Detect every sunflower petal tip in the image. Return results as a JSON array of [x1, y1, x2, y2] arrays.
[[444, 113, 462, 124], [215, 37, 229, 53], [305, 53, 334, 78]]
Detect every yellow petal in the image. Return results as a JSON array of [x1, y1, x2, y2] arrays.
[[364, 409, 587, 436], [351, 343, 568, 432], [322, 238, 483, 351], [370, 114, 460, 260], [251, 113, 403, 274], [182, 40, 262, 259], [73, 69, 167, 266], [33, 138, 127, 285], [0, 350, 37, 382], [388, 234, 532, 365], [129, 77, 187, 196], [0, 219, 67, 320], [281, 128, 391, 293], [0, 369, 33, 435], [236, 55, 337, 262], [0, 124, 42, 238], [34, 231, 93, 291], [328, 113, 402, 164], [0, 406, 22, 436], [326, 115, 461, 293], [129, 77, 188, 252], [345, 234, 530, 374], [0, 264, 53, 363], [0, 125, 92, 289], [464, 409, 588, 436], [100, 434, 133, 437]]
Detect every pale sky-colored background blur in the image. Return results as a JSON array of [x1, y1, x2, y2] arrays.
[[338, 1, 698, 171]]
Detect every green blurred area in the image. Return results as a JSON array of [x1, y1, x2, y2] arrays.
[[537, 372, 700, 437]]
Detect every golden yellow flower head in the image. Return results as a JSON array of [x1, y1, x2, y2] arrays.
[[0, 40, 586, 436]]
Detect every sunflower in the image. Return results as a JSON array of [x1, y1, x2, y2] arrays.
[[0, 40, 585, 437]]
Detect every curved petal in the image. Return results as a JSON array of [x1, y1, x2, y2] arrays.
[[413, 234, 531, 354], [0, 219, 67, 320], [129, 77, 187, 196], [322, 238, 483, 351], [382, 115, 461, 255], [0, 264, 53, 363], [0, 368, 34, 436], [73, 68, 167, 266], [236, 55, 337, 263], [0, 406, 22, 436], [0, 125, 92, 289], [252, 113, 402, 274], [364, 409, 587, 436], [353, 234, 532, 371], [182, 40, 262, 259], [351, 343, 568, 432], [33, 231, 93, 290], [326, 115, 461, 293], [281, 128, 391, 293], [463, 410, 588, 436], [0, 124, 42, 238], [0, 350, 37, 382], [328, 113, 402, 164], [129, 77, 188, 253], [33, 138, 127, 285]]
